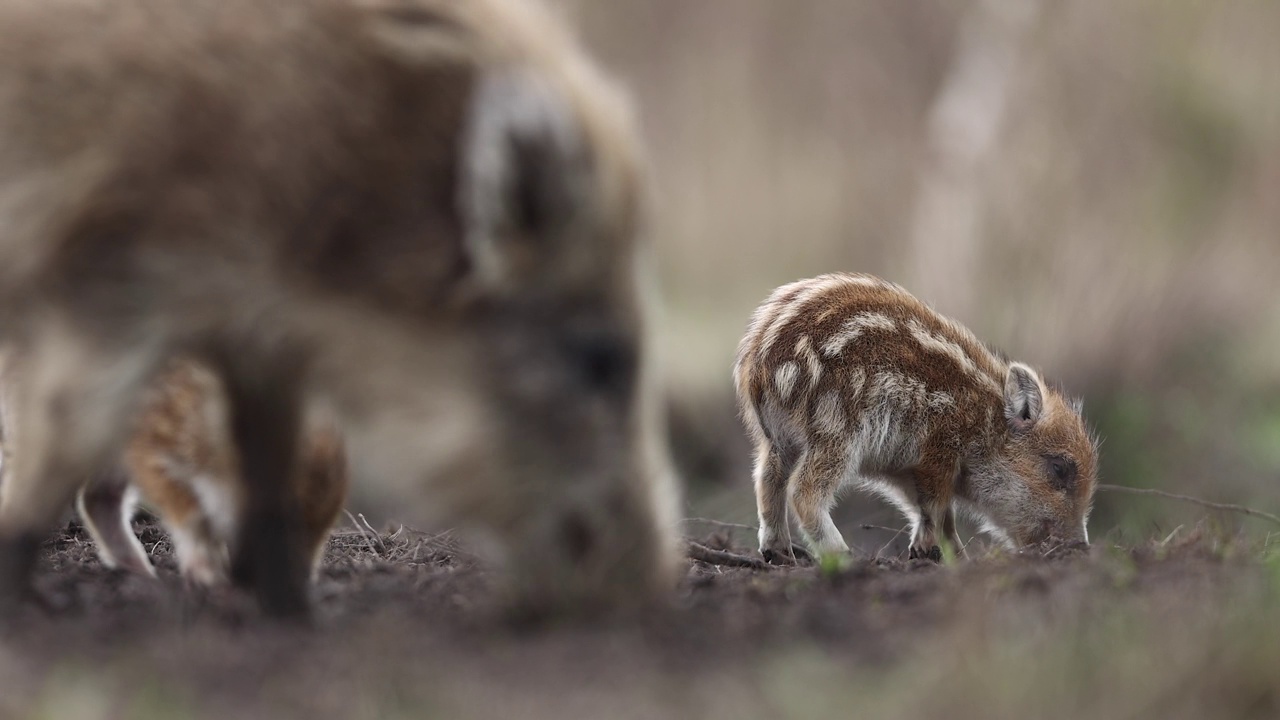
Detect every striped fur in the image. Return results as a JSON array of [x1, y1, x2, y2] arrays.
[[75, 358, 348, 587], [735, 273, 1099, 562]]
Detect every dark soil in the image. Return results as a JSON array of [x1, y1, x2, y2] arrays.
[[0, 520, 1274, 720]]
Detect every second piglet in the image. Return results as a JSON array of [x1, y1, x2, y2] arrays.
[[735, 273, 1099, 563]]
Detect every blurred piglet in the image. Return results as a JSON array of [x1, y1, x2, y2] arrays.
[[72, 358, 348, 588]]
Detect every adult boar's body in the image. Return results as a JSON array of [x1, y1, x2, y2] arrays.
[[0, 0, 680, 617]]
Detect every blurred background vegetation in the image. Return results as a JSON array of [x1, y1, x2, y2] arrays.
[[563, 0, 1280, 550]]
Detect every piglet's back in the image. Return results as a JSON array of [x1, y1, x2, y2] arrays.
[[735, 273, 1010, 441]]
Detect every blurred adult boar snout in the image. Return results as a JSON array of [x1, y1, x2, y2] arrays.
[[0, 0, 680, 617]]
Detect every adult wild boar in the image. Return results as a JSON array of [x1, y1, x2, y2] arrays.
[[0, 0, 679, 617]]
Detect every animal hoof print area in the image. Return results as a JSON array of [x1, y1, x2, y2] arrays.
[[909, 545, 943, 563]]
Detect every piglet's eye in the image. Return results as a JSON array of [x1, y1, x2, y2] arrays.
[[1047, 456, 1077, 491]]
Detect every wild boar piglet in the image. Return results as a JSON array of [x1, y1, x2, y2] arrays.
[[74, 358, 347, 587], [734, 273, 1098, 563]]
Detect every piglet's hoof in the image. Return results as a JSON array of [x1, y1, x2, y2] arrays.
[[909, 545, 943, 563], [761, 545, 814, 566]]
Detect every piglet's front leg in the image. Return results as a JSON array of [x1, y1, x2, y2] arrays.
[[907, 518, 944, 562], [908, 455, 957, 563]]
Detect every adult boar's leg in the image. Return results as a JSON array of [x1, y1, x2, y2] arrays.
[[209, 342, 311, 620]]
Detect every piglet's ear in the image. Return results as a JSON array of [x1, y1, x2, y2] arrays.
[[1004, 362, 1045, 434]]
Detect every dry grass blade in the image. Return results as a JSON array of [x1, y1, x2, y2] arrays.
[[682, 517, 758, 533], [874, 524, 910, 560], [1098, 484, 1280, 528], [343, 509, 384, 556], [355, 513, 386, 552], [860, 524, 904, 535], [331, 521, 472, 568]]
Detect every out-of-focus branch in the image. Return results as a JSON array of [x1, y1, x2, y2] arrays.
[[683, 517, 757, 533], [1097, 484, 1280, 528], [686, 540, 770, 570]]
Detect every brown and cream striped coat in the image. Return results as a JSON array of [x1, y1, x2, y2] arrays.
[[75, 357, 348, 587], [734, 273, 1098, 563]]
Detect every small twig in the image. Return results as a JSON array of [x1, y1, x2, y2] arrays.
[[1098, 484, 1280, 528], [344, 509, 384, 556], [682, 518, 758, 533], [860, 524, 904, 534], [686, 540, 770, 570], [875, 525, 911, 560]]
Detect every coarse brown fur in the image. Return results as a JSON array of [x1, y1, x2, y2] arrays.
[[734, 273, 1098, 563], [0, 0, 680, 617]]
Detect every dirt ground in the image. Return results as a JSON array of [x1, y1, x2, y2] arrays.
[[1, 519, 1277, 720]]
